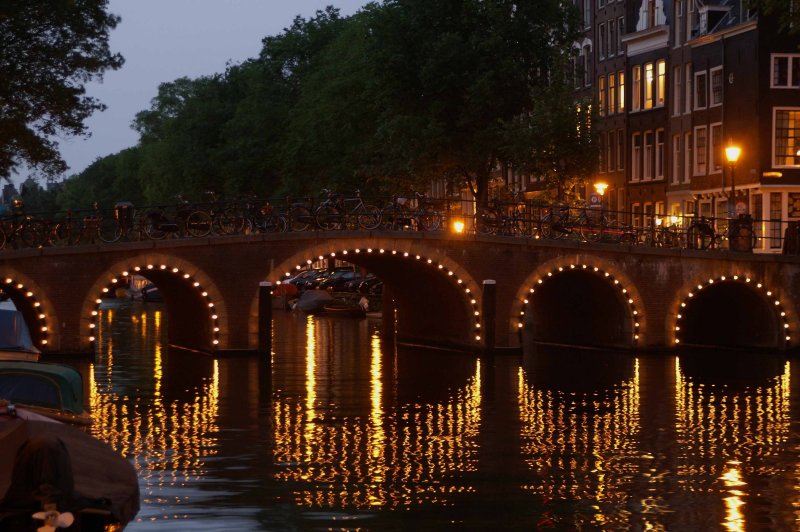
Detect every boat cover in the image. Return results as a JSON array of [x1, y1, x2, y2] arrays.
[[296, 290, 333, 312], [0, 362, 84, 415], [0, 309, 38, 354]]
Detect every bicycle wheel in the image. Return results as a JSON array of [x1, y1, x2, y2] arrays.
[[185, 210, 212, 237], [579, 216, 602, 242], [315, 205, 340, 230], [20, 219, 48, 247], [357, 205, 382, 230], [217, 210, 246, 235], [98, 216, 122, 243], [687, 224, 714, 250], [475, 209, 497, 235], [289, 206, 311, 232], [419, 208, 441, 231], [538, 217, 554, 239], [144, 218, 167, 240], [51, 222, 76, 246]]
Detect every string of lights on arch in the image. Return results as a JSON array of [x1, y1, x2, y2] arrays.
[[516, 263, 641, 344], [275, 247, 483, 342], [673, 274, 790, 346], [1, 277, 49, 347], [89, 263, 220, 347]]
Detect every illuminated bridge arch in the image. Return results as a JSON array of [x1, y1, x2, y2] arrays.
[[671, 273, 794, 350], [512, 256, 645, 349], [0, 267, 56, 351], [81, 254, 227, 353], [266, 239, 482, 350]]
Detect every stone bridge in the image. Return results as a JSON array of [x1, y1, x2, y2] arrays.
[[1, 231, 798, 355]]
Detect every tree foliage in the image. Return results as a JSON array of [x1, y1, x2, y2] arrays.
[[0, 0, 123, 179], [54, 1, 597, 208]]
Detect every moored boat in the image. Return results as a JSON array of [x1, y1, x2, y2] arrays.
[[0, 361, 92, 425], [0, 298, 40, 362]]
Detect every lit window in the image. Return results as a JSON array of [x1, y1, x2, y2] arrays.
[[774, 108, 800, 167]]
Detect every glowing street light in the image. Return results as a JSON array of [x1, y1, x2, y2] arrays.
[[452, 219, 465, 234], [726, 145, 741, 217]]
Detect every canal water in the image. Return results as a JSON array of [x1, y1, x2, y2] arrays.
[[66, 298, 800, 530]]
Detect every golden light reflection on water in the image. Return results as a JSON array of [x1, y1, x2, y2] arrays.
[[88, 304, 221, 496], [518, 358, 640, 529], [272, 322, 482, 510]]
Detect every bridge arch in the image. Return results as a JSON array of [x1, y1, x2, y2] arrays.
[[512, 256, 645, 348], [672, 274, 791, 350], [265, 239, 482, 350], [81, 254, 228, 353], [0, 268, 56, 351]]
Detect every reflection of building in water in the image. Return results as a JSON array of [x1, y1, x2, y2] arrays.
[[517, 359, 640, 529], [674, 358, 791, 530], [272, 317, 481, 509], [89, 307, 221, 488]]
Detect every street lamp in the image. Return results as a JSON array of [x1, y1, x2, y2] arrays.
[[725, 145, 741, 218], [593, 181, 608, 207]]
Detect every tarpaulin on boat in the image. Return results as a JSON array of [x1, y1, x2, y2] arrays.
[[0, 310, 38, 354]]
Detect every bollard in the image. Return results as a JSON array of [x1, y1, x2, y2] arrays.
[[482, 279, 496, 354], [258, 281, 272, 354]]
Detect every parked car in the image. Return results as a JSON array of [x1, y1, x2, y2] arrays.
[[304, 267, 354, 290], [344, 273, 374, 292], [319, 270, 367, 292], [288, 269, 326, 291], [358, 276, 383, 294]]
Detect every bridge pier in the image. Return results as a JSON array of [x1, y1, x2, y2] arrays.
[[258, 281, 272, 355]]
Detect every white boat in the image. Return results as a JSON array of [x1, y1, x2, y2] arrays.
[[0, 298, 39, 362]]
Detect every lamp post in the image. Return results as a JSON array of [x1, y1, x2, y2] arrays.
[[725, 145, 741, 218], [593, 181, 608, 212]]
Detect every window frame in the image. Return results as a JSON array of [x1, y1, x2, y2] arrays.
[[694, 70, 708, 110], [771, 53, 800, 88], [773, 107, 800, 168], [644, 130, 653, 180], [710, 66, 723, 106], [632, 132, 642, 182], [694, 125, 708, 176], [709, 122, 723, 172], [632, 65, 642, 111]]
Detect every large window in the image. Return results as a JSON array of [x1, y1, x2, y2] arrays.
[[675, 0, 684, 46], [685, 63, 692, 114], [710, 123, 722, 172], [609, 20, 616, 58], [656, 129, 665, 179], [584, 0, 591, 29], [695, 71, 708, 109], [617, 129, 625, 170], [774, 108, 800, 167], [618, 17, 624, 53], [618, 71, 625, 111], [632, 132, 641, 181], [644, 62, 654, 109], [598, 23, 606, 59], [644, 130, 653, 180], [657, 60, 666, 107], [632, 66, 642, 111], [684, 132, 693, 183], [609, 73, 616, 114], [584, 45, 592, 86], [772, 54, 800, 88], [710, 67, 723, 105], [694, 126, 707, 175], [608, 131, 615, 171], [598, 75, 606, 115]]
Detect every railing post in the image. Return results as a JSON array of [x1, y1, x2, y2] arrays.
[[258, 281, 272, 355], [482, 279, 496, 354]]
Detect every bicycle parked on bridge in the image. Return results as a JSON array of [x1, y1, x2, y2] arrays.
[[380, 191, 441, 231], [244, 195, 287, 233], [314, 189, 381, 230], [538, 204, 605, 242], [50, 203, 123, 245], [475, 192, 533, 237], [0, 199, 49, 249]]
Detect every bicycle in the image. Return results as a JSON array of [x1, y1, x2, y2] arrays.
[[203, 191, 246, 235], [380, 191, 440, 231], [285, 196, 314, 232], [141, 195, 198, 240], [314, 189, 381, 230], [538, 203, 602, 242], [685, 216, 718, 250], [244, 196, 287, 233], [475, 193, 532, 236], [0, 199, 50, 249]]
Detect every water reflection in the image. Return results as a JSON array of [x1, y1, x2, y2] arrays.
[[75, 300, 800, 530]]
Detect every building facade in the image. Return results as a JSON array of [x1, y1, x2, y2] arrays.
[[581, 0, 800, 252]]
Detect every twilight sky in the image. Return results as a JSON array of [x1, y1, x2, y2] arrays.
[[54, 0, 368, 180]]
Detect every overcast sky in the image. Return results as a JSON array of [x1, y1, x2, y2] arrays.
[[54, 0, 368, 180]]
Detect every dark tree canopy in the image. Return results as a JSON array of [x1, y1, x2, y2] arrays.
[[0, 0, 123, 179]]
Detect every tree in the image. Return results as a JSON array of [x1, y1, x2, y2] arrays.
[[746, 0, 800, 34], [0, 0, 123, 179]]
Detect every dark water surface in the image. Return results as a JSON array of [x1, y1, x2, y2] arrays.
[[69, 299, 800, 530]]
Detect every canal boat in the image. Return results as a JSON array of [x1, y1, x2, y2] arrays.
[[0, 298, 40, 362], [322, 299, 367, 318], [0, 402, 139, 531], [0, 361, 92, 425]]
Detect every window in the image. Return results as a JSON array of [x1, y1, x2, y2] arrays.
[[644, 62, 654, 109], [657, 60, 666, 107], [672, 134, 681, 183], [598, 75, 606, 115], [685, 63, 692, 114], [656, 129, 665, 178], [644, 130, 653, 180], [632, 132, 641, 181], [687, 0, 695, 40], [772, 54, 800, 88], [618, 71, 625, 111], [672, 66, 682, 115], [609, 20, 616, 58], [752, 193, 763, 248], [710, 123, 722, 171], [684, 132, 693, 183], [695, 71, 708, 109], [608, 73, 616, 114], [770, 192, 782, 248], [617, 129, 625, 170], [598, 23, 606, 59], [584, 0, 591, 28], [608, 131, 615, 171], [598, 0, 605, 7], [584, 45, 592, 86], [694, 126, 707, 175], [618, 17, 624, 53], [675, 0, 684, 46], [632, 66, 642, 111], [710, 67, 723, 105], [774, 108, 800, 167], [646, 0, 657, 28], [599, 134, 605, 171]]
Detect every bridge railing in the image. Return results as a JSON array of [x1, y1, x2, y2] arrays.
[[0, 195, 794, 254]]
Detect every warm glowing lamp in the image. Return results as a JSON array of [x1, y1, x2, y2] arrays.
[[725, 144, 742, 217], [593, 182, 608, 196], [725, 145, 741, 164], [452, 219, 465, 234]]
